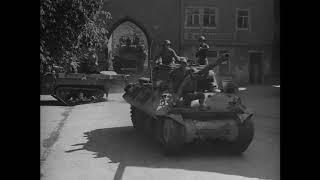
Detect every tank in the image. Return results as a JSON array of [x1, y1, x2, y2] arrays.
[[47, 71, 128, 106], [122, 53, 254, 155], [112, 44, 147, 73]]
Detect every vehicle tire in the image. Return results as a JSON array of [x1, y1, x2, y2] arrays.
[[130, 106, 145, 132], [161, 117, 185, 155], [228, 118, 254, 154]]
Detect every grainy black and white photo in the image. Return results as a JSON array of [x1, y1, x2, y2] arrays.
[[40, 0, 280, 179]]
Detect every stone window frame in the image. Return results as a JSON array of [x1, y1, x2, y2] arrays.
[[236, 8, 250, 31], [184, 6, 218, 29]]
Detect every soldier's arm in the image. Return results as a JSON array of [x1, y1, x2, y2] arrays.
[[199, 44, 209, 51], [171, 49, 181, 63], [154, 51, 162, 64]]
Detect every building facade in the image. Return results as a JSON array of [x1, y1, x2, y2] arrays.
[[103, 0, 276, 84]]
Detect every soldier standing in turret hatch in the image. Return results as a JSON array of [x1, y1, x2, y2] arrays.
[[155, 40, 181, 65], [195, 36, 210, 65]]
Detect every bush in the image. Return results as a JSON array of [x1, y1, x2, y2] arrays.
[[40, 0, 111, 75]]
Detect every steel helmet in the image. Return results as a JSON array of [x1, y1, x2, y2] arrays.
[[180, 57, 188, 65], [198, 36, 206, 42], [163, 40, 171, 46]]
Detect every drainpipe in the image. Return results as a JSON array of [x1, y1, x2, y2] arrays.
[[179, 0, 183, 55]]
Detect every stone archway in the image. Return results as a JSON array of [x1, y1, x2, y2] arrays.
[[107, 17, 151, 73]]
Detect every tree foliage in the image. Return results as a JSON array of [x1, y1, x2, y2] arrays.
[[40, 0, 111, 74]]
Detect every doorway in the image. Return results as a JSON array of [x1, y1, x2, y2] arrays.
[[249, 52, 263, 84]]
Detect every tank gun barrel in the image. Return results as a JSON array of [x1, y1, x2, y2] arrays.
[[174, 53, 230, 100], [196, 53, 230, 77]]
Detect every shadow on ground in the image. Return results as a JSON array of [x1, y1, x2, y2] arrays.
[[65, 126, 273, 180], [40, 98, 127, 107]]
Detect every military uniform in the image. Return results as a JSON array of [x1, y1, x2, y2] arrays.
[[196, 43, 210, 65], [169, 65, 205, 107], [156, 47, 180, 65], [79, 53, 100, 74]]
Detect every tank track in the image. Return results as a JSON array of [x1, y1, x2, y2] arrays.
[[130, 105, 185, 155], [54, 86, 106, 106]]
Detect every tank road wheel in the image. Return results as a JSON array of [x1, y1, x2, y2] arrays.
[[130, 106, 145, 132], [93, 89, 105, 102], [161, 118, 185, 155], [55, 87, 72, 105], [228, 118, 254, 154]]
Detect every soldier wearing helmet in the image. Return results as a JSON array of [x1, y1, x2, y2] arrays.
[[165, 55, 205, 109], [195, 36, 210, 65], [155, 40, 181, 65]]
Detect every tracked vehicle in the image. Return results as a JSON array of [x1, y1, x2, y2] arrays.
[[113, 44, 147, 74], [46, 71, 128, 106], [122, 54, 254, 155]]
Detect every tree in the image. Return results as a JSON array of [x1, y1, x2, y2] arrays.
[[40, 0, 111, 75]]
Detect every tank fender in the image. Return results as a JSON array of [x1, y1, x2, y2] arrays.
[[184, 119, 198, 143], [165, 114, 185, 126], [237, 108, 254, 123]]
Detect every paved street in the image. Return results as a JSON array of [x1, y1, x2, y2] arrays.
[[40, 85, 280, 180]]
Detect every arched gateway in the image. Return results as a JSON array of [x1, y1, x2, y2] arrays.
[[107, 17, 151, 73]]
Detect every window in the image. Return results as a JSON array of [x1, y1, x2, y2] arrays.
[[203, 8, 216, 27], [186, 8, 200, 27], [236, 9, 249, 30], [185, 7, 217, 28]]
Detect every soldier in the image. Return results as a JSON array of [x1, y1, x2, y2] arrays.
[[168, 58, 206, 110], [155, 40, 181, 65], [89, 53, 100, 73], [119, 36, 125, 46], [125, 37, 131, 47], [195, 36, 210, 65], [137, 44, 147, 73], [133, 35, 140, 46], [80, 52, 100, 74], [69, 60, 79, 73]]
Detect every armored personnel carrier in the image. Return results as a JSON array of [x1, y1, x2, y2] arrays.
[[122, 54, 254, 155], [112, 44, 147, 73], [43, 71, 128, 106]]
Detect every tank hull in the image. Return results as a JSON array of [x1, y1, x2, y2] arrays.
[[123, 82, 254, 154], [122, 53, 253, 154]]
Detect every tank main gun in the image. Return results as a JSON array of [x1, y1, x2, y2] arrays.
[[174, 53, 230, 100], [193, 52, 230, 77]]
